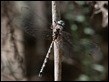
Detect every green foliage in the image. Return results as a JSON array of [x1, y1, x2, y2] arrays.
[[62, 1, 107, 81]]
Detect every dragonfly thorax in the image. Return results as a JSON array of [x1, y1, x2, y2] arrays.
[[54, 20, 64, 31]]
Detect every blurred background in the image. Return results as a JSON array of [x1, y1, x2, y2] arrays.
[[1, 1, 108, 81]]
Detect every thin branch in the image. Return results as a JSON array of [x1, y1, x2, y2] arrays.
[[52, 1, 62, 81]]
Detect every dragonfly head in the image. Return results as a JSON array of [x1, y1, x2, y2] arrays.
[[56, 20, 65, 27]]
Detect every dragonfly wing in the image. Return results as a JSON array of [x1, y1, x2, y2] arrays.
[[59, 31, 75, 57], [12, 7, 52, 40]]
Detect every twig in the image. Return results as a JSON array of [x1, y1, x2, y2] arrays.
[[38, 1, 62, 80], [52, 1, 62, 81]]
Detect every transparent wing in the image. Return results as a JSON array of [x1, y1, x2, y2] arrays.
[[12, 7, 52, 40], [60, 31, 103, 59]]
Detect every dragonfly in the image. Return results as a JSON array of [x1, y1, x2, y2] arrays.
[[12, 7, 103, 77], [13, 7, 75, 57]]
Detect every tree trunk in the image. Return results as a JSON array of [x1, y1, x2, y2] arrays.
[[1, 1, 26, 81]]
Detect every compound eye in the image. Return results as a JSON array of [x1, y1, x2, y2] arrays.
[[57, 20, 65, 26]]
